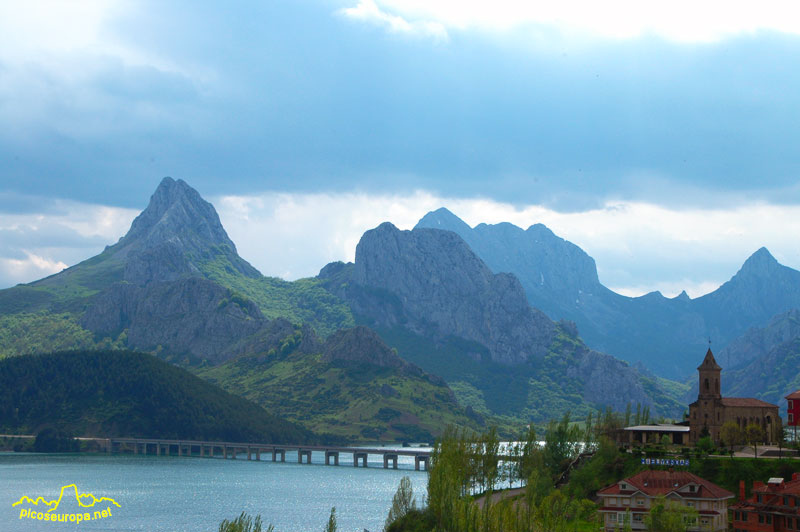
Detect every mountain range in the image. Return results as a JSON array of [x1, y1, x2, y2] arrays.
[[7, 177, 800, 440], [416, 208, 800, 380]]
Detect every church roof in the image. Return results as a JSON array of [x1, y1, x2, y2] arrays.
[[720, 397, 779, 408], [697, 348, 721, 371]]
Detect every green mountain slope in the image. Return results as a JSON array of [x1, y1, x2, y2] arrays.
[[319, 224, 687, 424], [198, 325, 482, 441], [0, 350, 318, 444]]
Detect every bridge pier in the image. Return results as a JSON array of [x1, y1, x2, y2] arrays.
[[272, 449, 285, 462], [325, 451, 339, 465], [354, 452, 368, 467], [415, 456, 428, 471], [383, 454, 398, 469], [298, 449, 312, 464]]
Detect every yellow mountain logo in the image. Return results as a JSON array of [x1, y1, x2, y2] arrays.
[[13, 484, 120, 513], [13, 484, 120, 524]]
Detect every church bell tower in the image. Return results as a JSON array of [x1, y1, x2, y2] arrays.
[[698, 348, 721, 399]]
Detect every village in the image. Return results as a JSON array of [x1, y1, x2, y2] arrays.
[[596, 348, 800, 532]]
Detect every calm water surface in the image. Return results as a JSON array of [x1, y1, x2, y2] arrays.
[[1, 451, 429, 532]]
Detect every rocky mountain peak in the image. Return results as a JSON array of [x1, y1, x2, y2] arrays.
[[109, 177, 260, 284], [349, 222, 556, 365], [322, 326, 420, 374], [737, 247, 780, 278], [119, 177, 234, 252], [414, 207, 473, 233]]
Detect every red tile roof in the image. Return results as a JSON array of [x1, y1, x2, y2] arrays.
[[731, 477, 800, 510], [720, 397, 779, 408], [786, 390, 800, 400], [598, 470, 734, 500]]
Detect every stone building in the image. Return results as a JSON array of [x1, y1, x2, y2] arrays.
[[688, 349, 781, 445]]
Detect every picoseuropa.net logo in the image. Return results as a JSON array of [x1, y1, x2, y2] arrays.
[[12, 484, 121, 525]]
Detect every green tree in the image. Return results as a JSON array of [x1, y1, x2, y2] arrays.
[[218, 512, 274, 532], [324, 507, 337, 532], [385, 476, 416, 531], [33, 428, 79, 453], [746, 423, 765, 458], [543, 413, 582, 480], [696, 436, 714, 456], [720, 421, 743, 454], [645, 496, 698, 532]]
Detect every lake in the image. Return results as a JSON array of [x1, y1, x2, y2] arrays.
[[1, 450, 429, 532]]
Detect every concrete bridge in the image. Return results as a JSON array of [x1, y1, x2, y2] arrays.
[[102, 437, 431, 470]]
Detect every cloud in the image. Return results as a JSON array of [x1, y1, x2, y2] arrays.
[[340, 0, 448, 41], [0, 198, 138, 288], [215, 191, 800, 298], [0, 252, 68, 287], [352, 0, 800, 43]]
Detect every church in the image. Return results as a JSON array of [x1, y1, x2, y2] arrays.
[[688, 348, 781, 445]]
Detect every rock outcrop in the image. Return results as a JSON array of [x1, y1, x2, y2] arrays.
[[349, 222, 556, 365]]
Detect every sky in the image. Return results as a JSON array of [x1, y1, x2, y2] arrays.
[[2, 0, 800, 297]]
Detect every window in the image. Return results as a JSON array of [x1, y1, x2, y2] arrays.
[[637, 499, 644, 506], [767, 515, 772, 525], [759, 515, 764, 524], [687, 501, 695, 508], [609, 497, 617, 505], [791, 413, 795, 424], [785, 496, 789, 506], [623, 498, 630, 506], [757, 495, 763, 503], [701, 518, 709, 525], [609, 513, 617, 522], [689, 485, 696, 492], [790, 400, 794, 410], [633, 514, 643, 523], [734, 511, 740, 521]]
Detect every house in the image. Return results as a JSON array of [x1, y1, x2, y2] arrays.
[[731, 474, 800, 532], [598, 470, 734, 532], [688, 348, 781, 445], [786, 391, 800, 440]]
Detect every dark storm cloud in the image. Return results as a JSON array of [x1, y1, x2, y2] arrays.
[[1, 1, 799, 210]]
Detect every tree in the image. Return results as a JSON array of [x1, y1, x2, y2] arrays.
[[385, 477, 416, 531], [324, 507, 337, 532], [746, 423, 765, 458], [720, 421, 743, 454], [543, 413, 582, 480], [218, 512, 274, 532], [645, 496, 698, 532], [33, 428, 79, 453], [696, 436, 714, 456]]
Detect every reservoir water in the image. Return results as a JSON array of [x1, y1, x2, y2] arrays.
[[1, 450, 429, 532]]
